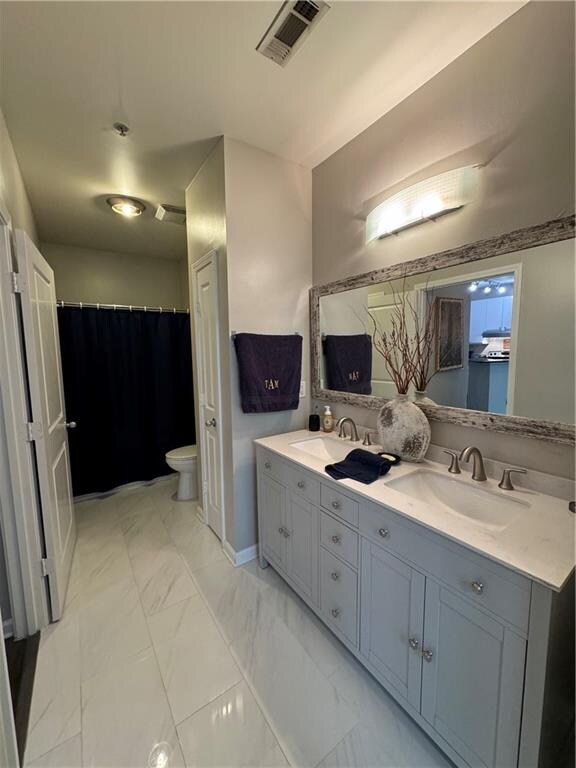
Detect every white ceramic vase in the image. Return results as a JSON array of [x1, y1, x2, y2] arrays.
[[377, 394, 431, 462]]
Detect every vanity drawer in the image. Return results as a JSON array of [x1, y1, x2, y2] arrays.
[[321, 484, 359, 527], [320, 512, 358, 569], [320, 547, 358, 647], [258, 449, 288, 484], [287, 466, 320, 504], [360, 501, 531, 631]]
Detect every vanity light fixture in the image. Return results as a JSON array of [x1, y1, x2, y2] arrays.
[[106, 196, 145, 218], [365, 165, 480, 242], [483, 285, 492, 294], [497, 285, 507, 294], [468, 281, 479, 293]]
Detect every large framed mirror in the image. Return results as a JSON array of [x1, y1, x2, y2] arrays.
[[310, 216, 575, 444]]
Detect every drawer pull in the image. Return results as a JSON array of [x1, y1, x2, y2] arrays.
[[422, 649, 434, 662], [297, 480, 305, 489], [331, 571, 340, 581], [378, 528, 390, 539], [331, 534, 342, 545], [331, 500, 341, 510], [408, 637, 419, 650], [471, 580, 484, 594], [265, 461, 271, 469], [331, 608, 341, 618]]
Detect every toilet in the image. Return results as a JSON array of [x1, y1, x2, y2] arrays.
[[165, 445, 198, 501]]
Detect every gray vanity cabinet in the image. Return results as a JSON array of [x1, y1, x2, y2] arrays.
[[285, 493, 319, 606], [256, 445, 572, 768], [421, 581, 526, 768], [360, 539, 424, 711], [259, 472, 287, 572], [258, 461, 319, 606]]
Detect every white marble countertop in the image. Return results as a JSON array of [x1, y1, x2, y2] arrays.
[[255, 429, 575, 592]]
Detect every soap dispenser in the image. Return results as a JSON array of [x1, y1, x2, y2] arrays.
[[322, 405, 334, 433]]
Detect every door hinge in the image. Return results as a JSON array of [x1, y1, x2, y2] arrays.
[[40, 558, 54, 578], [195, 301, 201, 316], [24, 421, 43, 442], [10, 271, 23, 294]]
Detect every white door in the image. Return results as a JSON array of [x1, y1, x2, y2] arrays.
[[192, 253, 224, 540], [14, 231, 76, 621]]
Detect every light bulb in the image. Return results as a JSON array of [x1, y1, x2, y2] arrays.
[[468, 282, 478, 293], [497, 285, 506, 294], [483, 285, 492, 294]]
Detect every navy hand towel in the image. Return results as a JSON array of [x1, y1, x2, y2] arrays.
[[325, 449, 392, 484], [323, 334, 372, 394], [234, 333, 302, 413]]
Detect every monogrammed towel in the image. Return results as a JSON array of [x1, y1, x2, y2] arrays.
[[233, 333, 302, 413], [323, 334, 372, 395]]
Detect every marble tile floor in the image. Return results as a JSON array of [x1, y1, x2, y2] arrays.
[[25, 476, 452, 768]]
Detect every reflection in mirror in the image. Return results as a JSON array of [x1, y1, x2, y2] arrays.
[[319, 238, 575, 425]]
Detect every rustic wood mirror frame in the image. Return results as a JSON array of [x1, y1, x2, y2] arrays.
[[310, 215, 576, 445]]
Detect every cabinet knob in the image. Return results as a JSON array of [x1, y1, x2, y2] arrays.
[[378, 528, 390, 539], [205, 418, 217, 428], [331, 534, 342, 545], [265, 462, 271, 469], [471, 580, 484, 594], [422, 649, 434, 662], [331, 571, 340, 581], [408, 637, 419, 650], [331, 500, 341, 510], [278, 526, 285, 535], [331, 608, 341, 618], [297, 480, 305, 489], [283, 529, 291, 538]]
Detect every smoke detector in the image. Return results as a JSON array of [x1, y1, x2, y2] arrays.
[[155, 204, 186, 225], [256, 1, 330, 67]]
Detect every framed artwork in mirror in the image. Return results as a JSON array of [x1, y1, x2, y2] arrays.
[[435, 297, 464, 372]]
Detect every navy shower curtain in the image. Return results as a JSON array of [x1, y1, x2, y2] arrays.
[[58, 307, 195, 497]]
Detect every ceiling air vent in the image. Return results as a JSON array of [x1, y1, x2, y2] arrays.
[[256, 1, 330, 67], [155, 204, 186, 225]]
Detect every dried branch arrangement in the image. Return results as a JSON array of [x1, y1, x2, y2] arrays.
[[368, 275, 437, 395]]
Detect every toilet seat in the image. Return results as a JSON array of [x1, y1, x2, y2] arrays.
[[166, 445, 197, 462]]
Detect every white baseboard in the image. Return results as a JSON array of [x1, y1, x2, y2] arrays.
[[2, 618, 13, 639], [223, 541, 258, 567]]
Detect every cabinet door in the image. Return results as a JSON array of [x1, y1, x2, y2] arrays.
[[286, 493, 318, 605], [259, 473, 287, 571], [421, 581, 526, 768], [360, 540, 425, 711]]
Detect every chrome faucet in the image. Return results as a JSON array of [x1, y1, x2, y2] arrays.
[[337, 417, 359, 442], [460, 446, 487, 481]]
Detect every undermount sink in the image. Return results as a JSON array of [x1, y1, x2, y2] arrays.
[[289, 436, 352, 462], [386, 469, 528, 530]]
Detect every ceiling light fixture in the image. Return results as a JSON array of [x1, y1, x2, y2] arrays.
[[366, 165, 481, 242], [106, 196, 145, 218]]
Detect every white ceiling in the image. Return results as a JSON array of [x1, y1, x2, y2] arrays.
[[0, 1, 523, 260]]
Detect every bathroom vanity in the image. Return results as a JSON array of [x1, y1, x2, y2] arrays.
[[255, 430, 575, 768]]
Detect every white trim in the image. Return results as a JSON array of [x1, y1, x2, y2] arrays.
[[0, 610, 18, 768], [0, 199, 49, 639], [414, 262, 522, 416], [2, 618, 13, 639], [223, 540, 258, 567], [191, 250, 226, 543]]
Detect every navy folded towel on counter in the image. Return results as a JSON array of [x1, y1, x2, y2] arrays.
[[325, 449, 393, 484], [323, 334, 372, 394], [233, 333, 302, 413]]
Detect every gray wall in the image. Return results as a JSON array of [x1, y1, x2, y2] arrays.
[[224, 137, 312, 552], [312, 1, 575, 479], [42, 242, 189, 309]]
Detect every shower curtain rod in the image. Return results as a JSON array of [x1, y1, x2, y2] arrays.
[[57, 300, 190, 314]]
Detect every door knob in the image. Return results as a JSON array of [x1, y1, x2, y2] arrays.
[[65, 421, 77, 429], [205, 418, 217, 428]]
